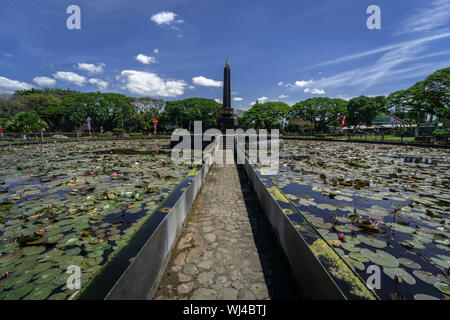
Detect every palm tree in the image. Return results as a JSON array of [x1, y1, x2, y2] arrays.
[[5, 112, 48, 138]]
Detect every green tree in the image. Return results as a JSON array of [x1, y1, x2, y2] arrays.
[[5, 112, 48, 135], [346, 96, 386, 129], [289, 98, 347, 132], [240, 102, 291, 129], [163, 98, 222, 129], [411, 67, 449, 123]]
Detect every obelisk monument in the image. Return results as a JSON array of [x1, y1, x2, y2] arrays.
[[218, 60, 237, 131]]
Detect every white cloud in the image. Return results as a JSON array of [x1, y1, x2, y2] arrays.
[[313, 33, 450, 68], [0, 76, 33, 94], [233, 97, 243, 101], [301, 32, 450, 93], [192, 76, 223, 87], [188, 85, 195, 90], [119, 70, 186, 97], [136, 53, 156, 65], [89, 78, 109, 90], [215, 98, 222, 103], [53, 71, 86, 86], [294, 80, 314, 88], [278, 80, 315, 88], [256, 96, 268, 104], [153, 48, 159, 54], [151, 11, 183, 25], [397, 0, 450, 35], [278, 94, 289, 99], [77, 63, 105, 75], [33, 76, 56, 87], [304, 88, 325, 95]]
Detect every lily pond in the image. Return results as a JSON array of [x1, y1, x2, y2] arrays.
[[0, 139, 196, 300], [273, 140, 450, 300]]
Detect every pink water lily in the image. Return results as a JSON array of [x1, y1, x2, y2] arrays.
[[112, 173, 117, 177], [339, 233, 344, 240], [369, 218, 380, 228], [2, 271, 8, 278]]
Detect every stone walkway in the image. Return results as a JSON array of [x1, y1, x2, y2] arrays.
[[153, 163, 301, 300]]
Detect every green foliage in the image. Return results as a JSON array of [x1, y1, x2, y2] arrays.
[[388, 68, 449, 124], [290, 98, 347, 132], [5, 112, 48, 133], [240, 102, 291, 129], [347, 96, 386, 128], [163, 98, 221, 129]]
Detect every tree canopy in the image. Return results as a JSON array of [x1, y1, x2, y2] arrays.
[[290, 98, 347, 132], [0, 67, 447, 134], [240, 102, 291, 129]]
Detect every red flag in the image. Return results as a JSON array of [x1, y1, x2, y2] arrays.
[[341, 116, 346, 128]]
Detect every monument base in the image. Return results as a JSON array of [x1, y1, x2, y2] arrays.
[[217, 117, 237, 131]]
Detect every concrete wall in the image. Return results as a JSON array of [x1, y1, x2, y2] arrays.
[[242, 157, 347, 300], [105, 142, 220, 300]]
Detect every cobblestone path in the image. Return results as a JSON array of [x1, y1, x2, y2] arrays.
[[153, 163, 301, 300]]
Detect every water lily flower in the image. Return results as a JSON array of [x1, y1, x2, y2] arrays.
[[369, 218, 380, 227], [112, 173, 117, 177], [2, 271, 8, 278], [339, 233, 344, 240]]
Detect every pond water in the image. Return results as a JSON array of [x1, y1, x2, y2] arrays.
[[272, 141, 449, 300], [0, 139, 196, 300]]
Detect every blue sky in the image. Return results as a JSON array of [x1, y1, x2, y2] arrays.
[[0, 0, 449, 110]]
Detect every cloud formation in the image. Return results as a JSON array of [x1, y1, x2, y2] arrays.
[[136, 53, 156, 64], [192, 76, 222, 87], [33, 76, 56, 87], [53, 71, 86, 86], [256, 96, 268, 104], [397, 0, 450, 35], [304, 88, 325, 95], [89, 78, 109, 90], [0, 76, 33, 94], [119, 70, 186, 97], [233, 97, 243, 101], [151, 11, 183, 26], [77, 63, 105, 74]]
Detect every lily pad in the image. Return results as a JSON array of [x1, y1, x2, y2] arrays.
[[23, 285, 52, 300], [383, 267, 416, 285], [433, 282, 450, 295], [413, 270, 437, 284], [398, 257, 421, 269], [361, 248, 399, 268], [357, 235, 387, 249]]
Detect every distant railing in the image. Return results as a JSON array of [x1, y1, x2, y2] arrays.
[[282, 132, 449, 146]]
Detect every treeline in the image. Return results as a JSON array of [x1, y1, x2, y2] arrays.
[[0, 67, 448, 134], [241, 67, 449, 131], [0, 89, 221, 134]]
